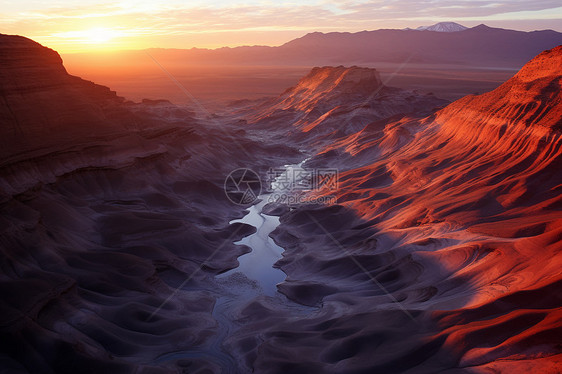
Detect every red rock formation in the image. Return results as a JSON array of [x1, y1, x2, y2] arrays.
[[436, 45, 562, 138], [278, 66, 383, 110], [265, 45, 562, 372], [247, 65, 447, 136]]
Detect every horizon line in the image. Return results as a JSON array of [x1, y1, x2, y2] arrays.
[[40, 22, 561, 55]]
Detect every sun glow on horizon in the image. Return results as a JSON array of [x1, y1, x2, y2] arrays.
[[83, 28, 120, 44], [50, 27, 126, 50]]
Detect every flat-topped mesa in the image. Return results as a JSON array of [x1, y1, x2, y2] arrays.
[[436, 45, 562, 134], [276, 66, 384, 113], [291, 65, 383, 97], [248, 64, 447, 136]]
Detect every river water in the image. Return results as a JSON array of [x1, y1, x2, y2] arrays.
[[216, 195, 287, 295], [154, 164, 316, 371]]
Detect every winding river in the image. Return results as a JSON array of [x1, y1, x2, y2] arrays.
[[216, 195, 287, 295], [153, 194, 289, 371], [154, 164, 315, 371]]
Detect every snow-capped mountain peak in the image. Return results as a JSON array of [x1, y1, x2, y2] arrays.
[[416, 22, 468, 32]]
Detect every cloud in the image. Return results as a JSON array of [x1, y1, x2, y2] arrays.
[[340, 0, 562, 19], [1, 0, 560, 51]]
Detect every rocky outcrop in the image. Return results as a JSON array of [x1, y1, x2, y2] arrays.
[[436, 45, 562, 134], [248, 65, 447, 137], [0, 34, 130, 163], [277, 66, 384, 111], [0, 35, 200, 199]]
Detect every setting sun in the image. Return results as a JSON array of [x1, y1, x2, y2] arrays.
[[50, 27, 125, 50], [82, 28, 120, 44]]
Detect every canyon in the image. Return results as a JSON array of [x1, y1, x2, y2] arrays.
[[0, 33, 561, 373]]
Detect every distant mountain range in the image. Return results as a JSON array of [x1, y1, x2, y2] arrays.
[[145, 23, 562, 68]]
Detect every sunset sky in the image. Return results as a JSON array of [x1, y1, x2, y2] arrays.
[[1, 0, 561, 53]]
